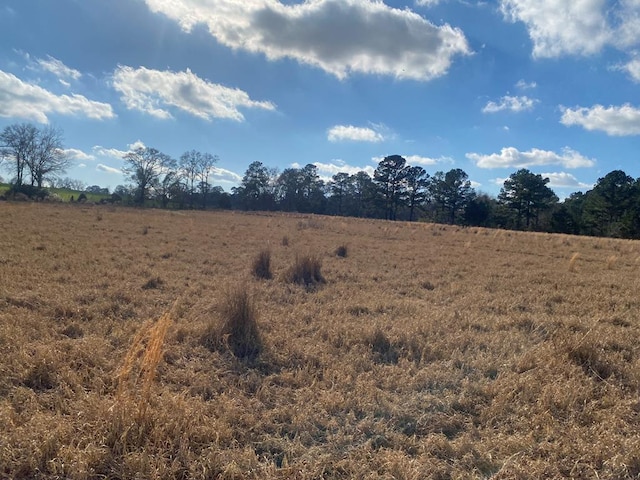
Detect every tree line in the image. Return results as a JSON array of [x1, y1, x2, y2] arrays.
[[2, 122, 640, 239]]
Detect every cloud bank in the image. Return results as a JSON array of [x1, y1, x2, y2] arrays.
[[113, 66, 275, 121], [143, 0, 471, 81]]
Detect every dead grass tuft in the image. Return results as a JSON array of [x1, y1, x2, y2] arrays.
[[114, 307, 172, 422], [23, 358, 58, 391], [368, 328, 399, 364], [141, 276, 163, 290], [252, 248, 272, 280], [335, 244, 348, 257], [202, 286, 262, 360], [567, 342, 615, 381], [286, 253, 325, 287]]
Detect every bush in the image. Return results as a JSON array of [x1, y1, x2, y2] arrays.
[[286, 254, 325, 287], [202, 287, 262, 360], [335, 245, 348, 257], [7, 184, 48, 200], [252, 249, 272, 280]]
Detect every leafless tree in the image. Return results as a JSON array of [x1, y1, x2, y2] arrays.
[[0, 123, 70, 187], [0, 123, 38, 185], [122, 146, 175, 205], [28, 126, 70, 188]]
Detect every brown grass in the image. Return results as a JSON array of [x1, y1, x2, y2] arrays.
[[2, 203, 640, 478], [252, 248, 272, 280], [285, 253, 325, 287], [335, 244, 348, 257], [202, 285, 262, 360]]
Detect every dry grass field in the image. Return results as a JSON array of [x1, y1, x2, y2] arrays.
[[1, 203, 640, 479]]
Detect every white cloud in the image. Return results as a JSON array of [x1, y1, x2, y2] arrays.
[[560, 104, 640, 136], [515, 79, 537, 90], [619, 57, 640, 82], [327, 125, 384, 142], [63, 148, 96, 162], [500, 0, 640, 59], [371, 154, 453, 167], [470, 180, 482, 189], [500, 0, 612, 58], [113, 66, 275, 121], [312, 160, 375, 180], [467, 146, 595, 169], [143, 0, 471, 81], [0, 70, 115, 123], [96, 164, 122, 175], [540, 172, 593, 189], [211, 167, 242, 184], [482, 95, 537, 113], [92, 141, 147, 160], [415, 0, 442, 6], [35, 55, 82, 81], [405, 154, 454, 166]]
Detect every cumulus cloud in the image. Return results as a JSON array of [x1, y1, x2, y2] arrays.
[[327, 125, 384, 142], [619, 57, 640, 82], [540, 172, 593, 189], [500, 0, 640, 59], [371, 154, 453, 167], [92, 141, 147, 160], [0, 70, 115, 123], [96, 164, 122, 175], [467, 146, 595, 169], [211, 167, 242, 184], [482, 95, 537, 113], [500, 0, 612, 58], [143, 0, 471, 81], [405, 154, 453, 166], [560, 104, 640, 136], [63, 148, 96, 162], [312, 160, 375, 180], [415, 0, 442, 6], [113, 66, 275, 121], [34, 55, 82, 81], [515, 79, 537, 90]]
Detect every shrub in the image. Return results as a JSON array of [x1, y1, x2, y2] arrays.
[[202, 287, 262, 360], [286, 254, 325, 287], [335, 245, 348, 257], [281, 235, 289, 247], [252, 249, 272, 280]]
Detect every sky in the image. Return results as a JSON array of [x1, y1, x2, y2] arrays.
[[0, 0, 639, 197]]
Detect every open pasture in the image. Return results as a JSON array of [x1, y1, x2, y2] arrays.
[[1, 203, 640, 479]]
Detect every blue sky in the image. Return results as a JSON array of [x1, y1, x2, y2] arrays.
[[1, 0, 639, 197]]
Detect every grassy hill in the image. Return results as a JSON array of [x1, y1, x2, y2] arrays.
[[1, 203, 639, 479], [0, 183, 110, 202]]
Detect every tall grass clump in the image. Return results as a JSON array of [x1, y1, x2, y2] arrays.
[[202, 286, 262, 360], [114, 309, 172, 422], [252, 248, 272, 280], [286, 253, 325, 287]]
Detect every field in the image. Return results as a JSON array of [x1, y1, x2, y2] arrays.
[[1, 203, 640, 479]]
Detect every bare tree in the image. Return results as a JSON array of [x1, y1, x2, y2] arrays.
[[122, 146, 174, 205], [0, 123, 70, 187], [28, 126, 70, 187], [179, 150, 202, 208], [0, 123, 38, 185], [196, 152, 218, 208]]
